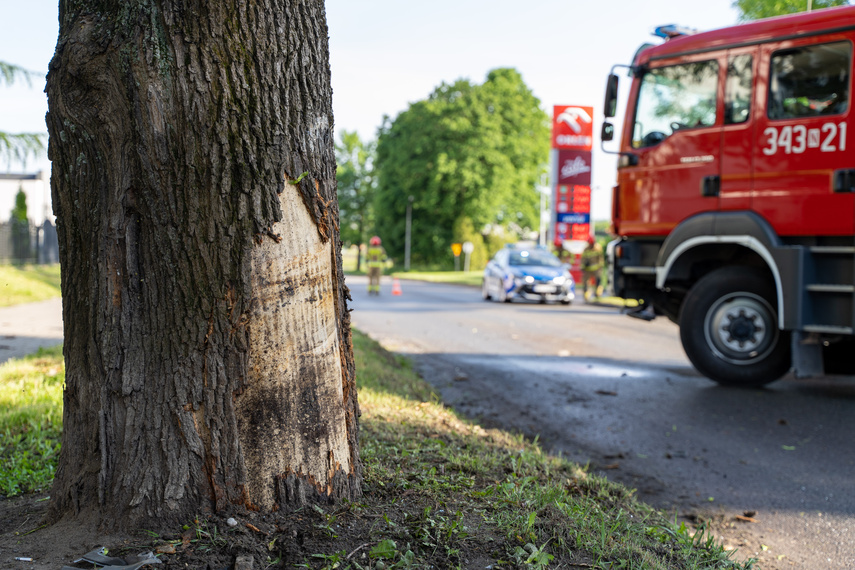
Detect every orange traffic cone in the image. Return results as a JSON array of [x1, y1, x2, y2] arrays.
[[392, 278, 402, 296]]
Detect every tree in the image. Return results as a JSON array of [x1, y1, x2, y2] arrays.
[[10, 187, 31, 262], [733, 0, 849, 20], [45, 0, 361, 530], [374, 68, 549, 268], [335, 131, 375, 271], [0, 62, 46, 168]]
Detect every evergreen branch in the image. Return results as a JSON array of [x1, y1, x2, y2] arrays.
[[0, 132, 48, 169], [0, 61, 41, 88]]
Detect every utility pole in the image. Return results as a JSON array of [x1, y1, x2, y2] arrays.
[[404, 195, 413, 271]]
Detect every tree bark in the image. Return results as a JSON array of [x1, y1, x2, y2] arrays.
[[45, 0, 360, 529]]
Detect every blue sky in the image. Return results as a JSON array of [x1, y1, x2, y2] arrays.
[[2, 1, 742, 220]]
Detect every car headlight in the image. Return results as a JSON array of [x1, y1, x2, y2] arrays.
[[524, 276, 535, 284], [552, 276, 566, 285]]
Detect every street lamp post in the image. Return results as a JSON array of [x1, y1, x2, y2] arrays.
[[405, 195, 414, 271]]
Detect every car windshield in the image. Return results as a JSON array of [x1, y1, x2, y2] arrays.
[[508, 249, 562, 267]]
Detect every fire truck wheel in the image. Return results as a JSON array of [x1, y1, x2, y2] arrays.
[[680, 267, 791, 387]]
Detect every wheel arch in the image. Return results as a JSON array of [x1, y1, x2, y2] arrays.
[[655, 212, 792, 329]]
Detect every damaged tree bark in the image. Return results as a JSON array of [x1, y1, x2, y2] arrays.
[[45, 0, 360, 528]]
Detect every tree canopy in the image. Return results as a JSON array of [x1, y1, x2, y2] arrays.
[[733, 0, 849, 20], [373, 68, 549, 268], [335, 130, 375, 266]]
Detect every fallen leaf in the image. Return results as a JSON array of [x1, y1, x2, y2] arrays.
[[155, 544, 176, 554], [602, 463, 620, 470], [735, 515, 758, 523]]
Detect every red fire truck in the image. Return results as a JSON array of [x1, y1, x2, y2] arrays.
[[601, 7, 855, 386]]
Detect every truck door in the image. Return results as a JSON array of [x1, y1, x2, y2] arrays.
[[753, 38, 854, 236], [619, 56, 721, 235], [720, 49, 757, 211]]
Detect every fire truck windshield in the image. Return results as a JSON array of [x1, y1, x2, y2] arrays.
[[632, 61, 718, 148]]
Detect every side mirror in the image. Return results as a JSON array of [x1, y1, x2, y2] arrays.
[[601, 123, 615, 142], [604, 74, 619, 118]]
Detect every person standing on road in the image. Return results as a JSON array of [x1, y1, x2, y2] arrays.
[[581, 236, 604, 302], [366, 236, 387, 295]]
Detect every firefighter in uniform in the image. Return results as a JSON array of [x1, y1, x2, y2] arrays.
[[366, 236, 386, 295], [581, 236, 604, 302]]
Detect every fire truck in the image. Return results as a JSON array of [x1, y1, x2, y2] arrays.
[[601, 6, 855, 386]]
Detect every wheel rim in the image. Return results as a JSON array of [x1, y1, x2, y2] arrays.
[[704, 292, 778, 365]]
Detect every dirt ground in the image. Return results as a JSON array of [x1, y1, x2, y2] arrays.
[[0, 485, 559, 570]]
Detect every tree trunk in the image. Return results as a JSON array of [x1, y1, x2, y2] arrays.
[[45, 0, 361, 529]]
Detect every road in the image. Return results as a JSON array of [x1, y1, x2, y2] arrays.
[[347, 275, 855, 570], [0, 298, 63, 365]]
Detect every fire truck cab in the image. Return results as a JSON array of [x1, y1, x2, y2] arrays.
[[602, 7, 855, 386]]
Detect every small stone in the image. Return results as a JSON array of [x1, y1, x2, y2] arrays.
[[227, 517, 238, 527]]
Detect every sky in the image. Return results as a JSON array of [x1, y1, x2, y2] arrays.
[[1, 1, 742, 221]]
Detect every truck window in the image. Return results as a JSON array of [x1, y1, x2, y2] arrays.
[[725, 54, 752, 125], [632, 60, 719, 148], [768, 41, 851, 120]]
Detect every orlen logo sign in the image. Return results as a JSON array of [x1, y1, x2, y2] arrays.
[[552, 105, 593, 150]]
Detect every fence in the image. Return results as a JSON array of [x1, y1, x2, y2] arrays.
[[0, 220, 59, 264]]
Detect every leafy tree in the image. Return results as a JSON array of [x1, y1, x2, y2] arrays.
[[374, 68, 549, 268], [733, 0, 849, 20], [335, 130, 375, 270], [0, 61, 46, 168], [10, 187, 30, 262]]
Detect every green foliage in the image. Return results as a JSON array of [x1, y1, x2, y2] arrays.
[[0, 61, 37, 88], [11, 188, 31, 262], [733, 0, 849, 20], [0, 61, 47, 169], [374, 68, 549, 268], [452, 216, 488, 270], [0, 346, 64, 496], [336, 131, 376, 262]]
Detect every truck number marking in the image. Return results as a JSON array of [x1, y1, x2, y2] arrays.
[[763, 122, 847, 155]]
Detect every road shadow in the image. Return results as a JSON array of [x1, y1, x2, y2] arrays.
[[401, 349, 855, 519]]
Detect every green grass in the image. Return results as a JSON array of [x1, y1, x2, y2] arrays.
[[392, 270, 484, 287], [1, 334, 751, 568], [0, 345, 64, 496], [0, 264, 61, 307], [350, 329, 753, 569]]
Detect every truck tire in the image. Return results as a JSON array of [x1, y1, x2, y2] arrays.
[[679, 267, 790, 387]]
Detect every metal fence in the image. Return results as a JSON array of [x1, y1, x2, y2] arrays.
[[0, 220, 59, 264]]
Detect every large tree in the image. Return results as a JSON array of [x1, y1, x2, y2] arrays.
[[335, 130, 375, 271], [374, 68, 549, 267], [45, 0, 361, 530], [733, 0, 849, 20]]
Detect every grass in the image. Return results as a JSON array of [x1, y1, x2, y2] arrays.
[[349, 330, 753, 569], [0, 264, 61, 306], [0, 345, 64, 496], [391, 270, 484, 287], [0, 334, 751, 568]]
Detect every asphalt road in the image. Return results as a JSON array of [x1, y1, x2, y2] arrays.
[[0, 298, 63, 365], [347, 275, 855, 570]]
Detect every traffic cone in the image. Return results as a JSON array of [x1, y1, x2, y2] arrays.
[[392, 278, 402, 296]]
